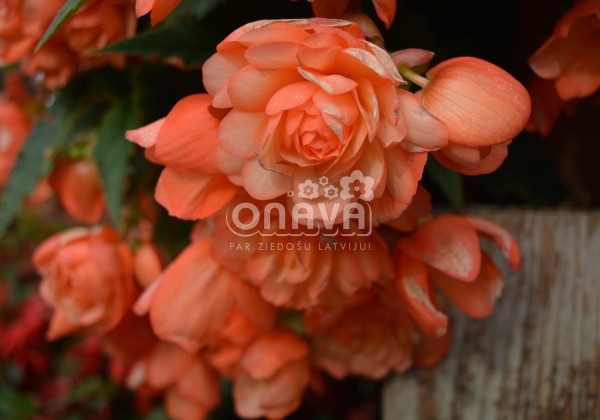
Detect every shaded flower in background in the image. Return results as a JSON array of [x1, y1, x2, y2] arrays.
[[529, 0, 600, 101], [128, 341, 221, 420], [0, 96, 31, 186], [305, 290, 419, 379], [233, 329, 310, 419], [33, 226, 135, 340], [0, 0, 136, 88], [527, 0, 600, 137], [48, 159, 106, 224]]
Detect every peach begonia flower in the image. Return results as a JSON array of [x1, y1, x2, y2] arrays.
[[135, 0, 181, 25], [233, 329, 310, 419], [0, 0, 136, 89], [305, 289, 450, 379], [21, 42, 79, 89], [311, 0, 396, 29], [128, 341, 221, 420], [60, 0, 137, 69], [126, 19, 446, 225], [0, 0, 63, 63], [135, 237, 277, 353], [529, 0, 600, 101], [32, 226, 135, 340], [0, 97, 31, 186], [49, 159, 106, 224], [394, 215, 521, 337], [209, 198, 393, 309], [409, 57, 531, 175]]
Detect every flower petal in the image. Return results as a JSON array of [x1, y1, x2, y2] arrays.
[[228, 66, 301, 112], [397, 89, 448, 152], [147, 341, 190, 388], [203, 47, 248, 99], [397, 215, 481, 281], [240, 330, 309, 380], [465, 216, 521, 270], [125, 118, 164, 149], [373, 0, 397, 28], [241, 159, 293, 200], [422, 57, 531, 147], [384, 147, 426, 204], [265, 81, 319, 115], [394, 252, 448, 337], [219, 110, 263, 159], [154, 94, 220, 173], [245, 42, 302, 70], [155, 169, 238, 220], [433, 141, 509, 175], [432, 251, 503, 319], [150, 0, 181, 25]]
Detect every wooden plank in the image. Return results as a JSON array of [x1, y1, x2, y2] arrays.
[[383, 210, 600, 420]]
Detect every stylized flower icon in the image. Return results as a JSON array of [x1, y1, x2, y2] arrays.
[[340, 170, 375, 201], [298, 179, 320, 199], [323, 185, 339, 200], [287, 190, 294, 198], [319, 176, 329, 186]]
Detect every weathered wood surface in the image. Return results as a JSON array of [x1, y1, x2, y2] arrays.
[[383, 209, 600, 420]]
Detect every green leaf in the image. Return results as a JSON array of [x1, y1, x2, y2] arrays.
[[98, 19, 219, 65], [425, 157, 464, 211], [36, 0, 91, 51], [66, 377, 115, 403], [166, 0, 226, 21], [93, 101, 140, 229], [0, 386, 37, 419], [0, 98, 72, 234]]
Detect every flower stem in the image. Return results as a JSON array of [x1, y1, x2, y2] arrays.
[[399, 67, 430, 89]]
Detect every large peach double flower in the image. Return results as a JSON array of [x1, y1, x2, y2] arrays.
[[128, 19, 434, 224]]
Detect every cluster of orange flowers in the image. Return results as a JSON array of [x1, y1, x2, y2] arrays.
[[0, 0, 598, 418]]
